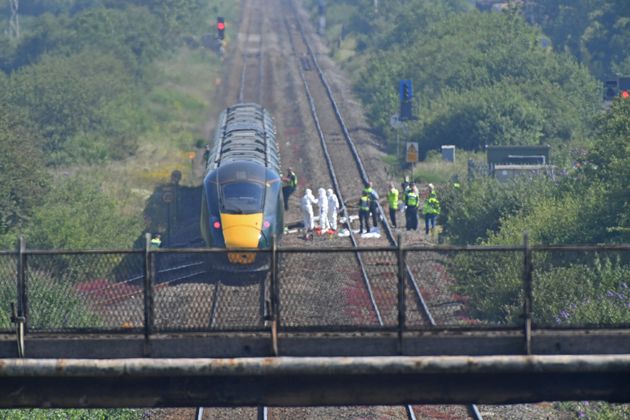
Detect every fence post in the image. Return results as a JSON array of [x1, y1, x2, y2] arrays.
[[13, 237, 26, 357], [397, 233, 406, 355], [143, 233, 154, 357], [523, 232, 533, 355], [270, 234, 279, 356]]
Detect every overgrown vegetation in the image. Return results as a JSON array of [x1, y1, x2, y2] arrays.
[[0, 0, 234, 417], [0, 0, 234, 250], [0, 409, 141, 420], [313, 2, 630, 416], [309, 0, 600, 162], [530, 0, 630, 78]]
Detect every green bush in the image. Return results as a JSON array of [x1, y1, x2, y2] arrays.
[[24, 175, 143, 250], [449, 251, 630, 328], [449, 251, 524, 324], [561, 401, 630, 420], [420, 83, 546, 151], [0, 408, 141, 420], [356, 9, 599, 152], [533, 258, 630, 326], [488, 183, 611, 246], [0, 270, 102, 331], [440, 176, 555, 245], [0, 102, 48, 237], [7, 50, 140, 164]]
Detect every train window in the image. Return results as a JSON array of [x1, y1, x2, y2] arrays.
[[221, 182, 265, 213]]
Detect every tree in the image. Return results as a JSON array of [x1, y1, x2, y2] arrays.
[[531, 0, 630, 77], [0, 101, 47, 238], [7, 50, 139, 164], [420, 83, 546, 151], [25, 175, 142, 250], [356, 9, 600, 152], [586, 99, 630, 240]]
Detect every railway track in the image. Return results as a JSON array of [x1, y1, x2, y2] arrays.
[[237, 0, 264, 104], [196, 1, 269, 418], [161, 0, 481, 417], [280, 1, 482, 418]]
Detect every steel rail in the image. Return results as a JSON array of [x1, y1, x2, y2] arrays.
[[236, 0, 252, 103], [199, 1, 268, 417], [238, 2, 264, 104], [207, 281, 222, 329], [257, 10, 264, 105], [286, 1, 479, 418], [287, 0, 435, 328], [284, 6, 418, 418], [284, 16, 383, 325], [238, 52, 247, 103]]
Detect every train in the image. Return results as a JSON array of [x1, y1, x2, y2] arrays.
[[200, 103, 284, 271]]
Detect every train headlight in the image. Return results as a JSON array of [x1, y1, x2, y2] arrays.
[[263, 220, 271, 229], [213, 221, 221, 229]]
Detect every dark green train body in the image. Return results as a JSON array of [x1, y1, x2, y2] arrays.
[[200, 103, 284, 271]]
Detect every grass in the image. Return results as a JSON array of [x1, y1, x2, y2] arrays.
[[0, 3, 233, 419], [0, 409, 142, 420], [384, 150, 485, 186], [333, 36, 358, 62], [83, 46, 222, 222]]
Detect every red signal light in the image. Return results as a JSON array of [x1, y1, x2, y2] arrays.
[[213, 221, 221, 229], [621, 90, 630, 99], [263, 220, 271, 229], [217, 22, 225, 31]]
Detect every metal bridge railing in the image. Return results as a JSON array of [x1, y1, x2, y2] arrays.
[[3, 236, 630, 342]]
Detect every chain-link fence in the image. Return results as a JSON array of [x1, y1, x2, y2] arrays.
[[532, 248, 630, 329], [2, 244, 629, 336], [279, 249, 398, 330], [405, 248, 525, 329], [0, 253, 16, 333], [25, 252, 144, 332]]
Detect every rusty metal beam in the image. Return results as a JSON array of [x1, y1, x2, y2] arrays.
[[1, 355, 630, 407], [1, 330, 630, 358]]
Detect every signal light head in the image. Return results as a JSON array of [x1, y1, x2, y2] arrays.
[[217, 17, 225, 40], [621, 90, 630, 99], [213, 221, 221, 229]]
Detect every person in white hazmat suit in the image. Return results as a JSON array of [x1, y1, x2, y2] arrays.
[[317, 188, 329, 231], [326, 188, 339, 231], [301, 189, 317, 232]]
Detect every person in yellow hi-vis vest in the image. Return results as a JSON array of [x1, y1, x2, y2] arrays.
[[282, 168, 298, 211], [150, 234, 162, 249], [423, 184, 441, 235], [404, 184, 419, 231], [386, 183, 399, 228], [358, 191, 371, 234]]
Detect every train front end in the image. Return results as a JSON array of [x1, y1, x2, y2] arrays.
[[201, 161, 283, 271]]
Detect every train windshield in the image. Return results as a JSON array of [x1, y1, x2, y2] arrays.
[[220, 182, 265, 213]]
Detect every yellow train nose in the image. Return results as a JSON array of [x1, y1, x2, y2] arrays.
[[220, 213, 263, 249]]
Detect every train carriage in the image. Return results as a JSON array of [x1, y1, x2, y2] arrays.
[[200, 103, 283, 271]]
